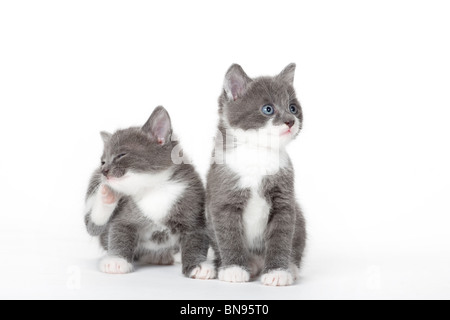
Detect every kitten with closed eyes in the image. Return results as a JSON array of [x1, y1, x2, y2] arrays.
[[206, 64, 307, 286], [84, 106, 215, 279]]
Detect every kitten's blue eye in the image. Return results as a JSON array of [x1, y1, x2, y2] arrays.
[[289, 104, 298, 114], [262, 105, 275, 115], [116, 153, 127, 160]]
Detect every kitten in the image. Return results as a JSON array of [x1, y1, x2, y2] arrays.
[[206, 64, 306, 286], [84, 106, 215, 279]]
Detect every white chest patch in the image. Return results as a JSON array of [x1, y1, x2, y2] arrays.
[[242, 189, 271, 248], [222, 124, 291, 249], [221, 119, 289, 189], [132, 179, 187, 224], [225, 146, 287, 189], [225, 144, 284, 249]]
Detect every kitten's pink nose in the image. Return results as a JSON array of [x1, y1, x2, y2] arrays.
[[285, 120, 294, 128], [102, 169, 110, 177]]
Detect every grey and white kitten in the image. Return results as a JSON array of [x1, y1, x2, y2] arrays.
[[84, 106, 215, 279], [206, 64, 306, 286]]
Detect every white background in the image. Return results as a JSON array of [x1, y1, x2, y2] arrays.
[[1, 0, 449, 300]]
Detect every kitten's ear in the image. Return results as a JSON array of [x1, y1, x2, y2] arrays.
[[100, 131, 112, 145], [142, 106, 172, 145], [278, 63, 296, 85], [224, 64, 252, 101]]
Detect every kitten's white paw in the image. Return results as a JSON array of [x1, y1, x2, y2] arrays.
[[190, 262, 216, 280], [100, 185, 117, 205], [261, 270, 294, 287], [218, 266, 250, 283], [100, 256, 133, 274]]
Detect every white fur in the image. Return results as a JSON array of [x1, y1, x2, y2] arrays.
[[107, 170, 187, 224], [218, 266, 250, 283], [242, 190, 271, 248], [100, 256, 133, 274], [134, 180, 187, 224], [190, 262, 216, 280], [173, 251, 182, 264], [223, 121, 289, 249], [207, 247, 216, 261], [85, 195, 95, 216], [227, 146, 287, 188], [106, 170, 173, 196], [289, 263, 300, 280], [278, 120, 301, 146], [86, 191, 117, 226], [223, 120, 290, 187], [261, 269, 294, 286]]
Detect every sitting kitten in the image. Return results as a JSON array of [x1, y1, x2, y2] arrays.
[[206, 64, 306, 286], [84, 106, 215, 279]]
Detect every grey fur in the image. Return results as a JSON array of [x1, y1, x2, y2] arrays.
[[207, 64, 307, 282], [84, 106, 209, 277], [151, 230, 170, 244], [220, 63, 303, 131]]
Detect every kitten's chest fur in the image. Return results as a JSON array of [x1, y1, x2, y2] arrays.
[[132, 176, 187, 225], [225, 145, 287, 188], [225, 146, 287, 249]]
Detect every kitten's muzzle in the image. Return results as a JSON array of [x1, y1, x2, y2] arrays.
[[285, 120, 295, 128], [102, 169, 110, 177]]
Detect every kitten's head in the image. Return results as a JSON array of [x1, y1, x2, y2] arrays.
[[99, 106, 175, 194], [220, 63, 302, 146]]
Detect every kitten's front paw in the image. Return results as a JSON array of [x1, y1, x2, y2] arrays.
[[101, 185, 117, 205], [100, 256, 133, 274], [189, 262, 216, 280], [261, 270, 294, 287], [218, 266, 250, 283]]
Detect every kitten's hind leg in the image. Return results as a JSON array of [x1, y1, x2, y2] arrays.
[[156, 250, 175, 265], [100, 223, 138, 274], [136, 249, 175, 266]]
